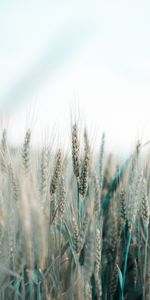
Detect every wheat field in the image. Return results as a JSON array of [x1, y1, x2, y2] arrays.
[[0, 125, 150, 300]]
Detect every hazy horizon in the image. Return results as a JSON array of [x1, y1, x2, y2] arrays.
[[0, 1, 150, 154]]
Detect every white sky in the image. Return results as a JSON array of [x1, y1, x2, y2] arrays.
[[0, 1, 150, 154]]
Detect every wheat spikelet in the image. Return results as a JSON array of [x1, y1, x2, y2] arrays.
[[95, 228, 102, 274], [95, 225, 103, 298], [110, 263, 118, 299], [40, 147, 49, 199], [50, 149, 62, 196], [79, 130, 90, 198], [58, 175, 66, 219], [109, 206, 119, 256], [7, 163, 19, 203], [120, 187, 126, 225], [1, 129, 7, 152], [22, 129, 31, 175], [49, 149, 62, 223], [72, 217, 80, 255], [127, 171, 142, 231], [5, 162, 19, 272], [141, 177, 149, 226], [124, 143, 141, 231], [127, 141, 140, 187], [84, 128, 90, 155], [72, 124, 80, 179], [0, 129, 9, 172]]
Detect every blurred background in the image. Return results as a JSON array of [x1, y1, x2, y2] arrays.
[[0, 0, 150, 154]]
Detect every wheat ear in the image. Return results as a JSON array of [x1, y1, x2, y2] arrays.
[[22, 129, 31, 175]]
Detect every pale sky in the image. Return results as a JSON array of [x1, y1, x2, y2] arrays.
[[0, 1, 150, 154]]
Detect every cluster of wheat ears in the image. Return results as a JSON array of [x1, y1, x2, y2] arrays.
[[0, 125, 150, 300]]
